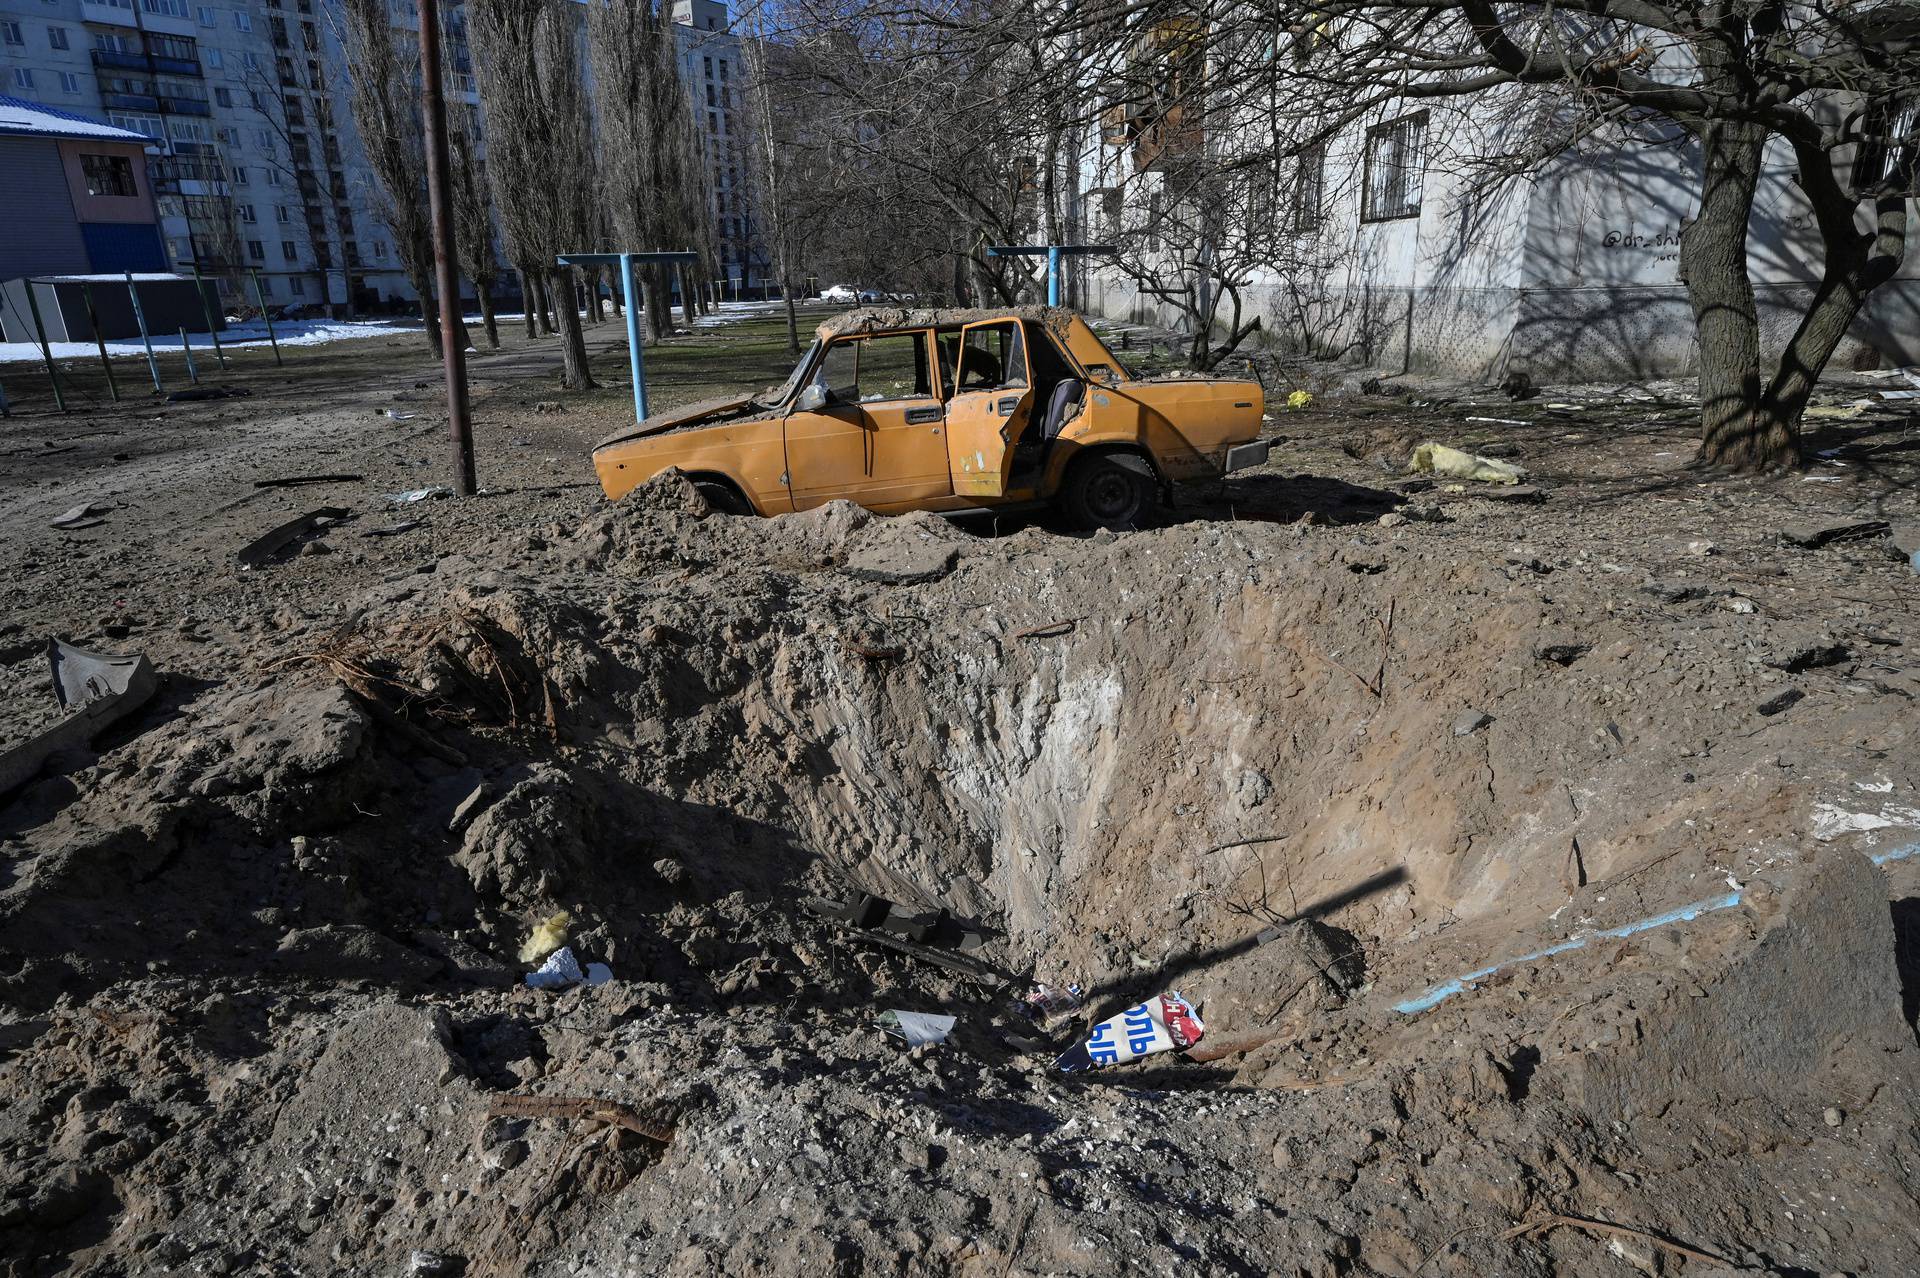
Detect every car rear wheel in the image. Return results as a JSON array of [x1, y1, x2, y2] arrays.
[[1060, 453, 1156, 531], [694, 480, 752, 516]]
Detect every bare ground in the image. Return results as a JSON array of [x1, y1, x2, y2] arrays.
[[2, 309, 1919, 1277]]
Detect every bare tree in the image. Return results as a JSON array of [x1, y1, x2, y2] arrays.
[[449, 97, 503, 348], [468, 0, 599, 388], [334, 0, 446, 352]]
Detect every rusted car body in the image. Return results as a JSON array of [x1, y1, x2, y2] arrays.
[[590, 306, 1268, 528]]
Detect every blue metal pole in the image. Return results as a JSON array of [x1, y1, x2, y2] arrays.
[[125, 272, 162, 392], [1048, 246, 1062, 306], [620, 252, 648, 421]]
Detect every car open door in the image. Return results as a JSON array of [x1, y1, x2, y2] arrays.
[[942, 319, 1034, 498], [784, 330, 953, 511]]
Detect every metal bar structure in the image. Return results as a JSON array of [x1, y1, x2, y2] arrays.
[[80, 282, 119, 402], [418, 0, 476, 496], [984, 243, 1118, 307], [124, 272, 162, 392], [189, 263, 227, 368], [21, 280, 67, 412], [556, 251, 699, 424], [178, 328, 198, 383], [0, 374, 10, 416], [249, 269, 283, 366]]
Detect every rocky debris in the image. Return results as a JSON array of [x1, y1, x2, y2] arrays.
[[1453, 708, 1494, 735], [1779, 518, 1891, 549]]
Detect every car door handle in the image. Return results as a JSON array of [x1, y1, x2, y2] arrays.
[[904, 406, 941, 424], [996, 397, 1019, 416]]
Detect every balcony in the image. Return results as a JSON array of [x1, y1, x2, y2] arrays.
[[90, 49, 150, 72], [102, 91, 161, 110], [159, 95, 210, 116], [80, 0, 139, 27], [150, 55, 201, 76]]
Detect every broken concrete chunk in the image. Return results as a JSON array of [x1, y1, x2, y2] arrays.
[[448, 782, 490, 833], [1453, 709, 1493, 736], [1778, 519, 1890, 549], [1757, 687, 1805, 716]]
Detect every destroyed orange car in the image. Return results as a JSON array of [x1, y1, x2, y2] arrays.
[[590, 306, 1269, 529]]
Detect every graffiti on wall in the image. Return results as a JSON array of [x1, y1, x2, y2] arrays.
[[1601, 228, 1682, 263]]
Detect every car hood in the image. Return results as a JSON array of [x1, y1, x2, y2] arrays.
[[592, 393, 767, 451]]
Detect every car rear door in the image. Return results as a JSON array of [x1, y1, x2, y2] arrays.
[[942, 319, 1034, 499]]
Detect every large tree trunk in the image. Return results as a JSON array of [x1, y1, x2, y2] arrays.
[[477, 282, 500, 349], [518, 266, 537, 338], [646, 264, 672, 342], [679, 263, 696, 327], [550, 266, 595, 389], [1681, 116, 1786, 471]]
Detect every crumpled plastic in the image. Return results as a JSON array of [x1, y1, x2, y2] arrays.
[[524, 946, 612, 991], [876, 1010, 956, 1047], [1409, 442, 1527, 485], [1286, 389, 1313, 411], [1055, 991, 1205, 1072], [518, 911, 572, 964]]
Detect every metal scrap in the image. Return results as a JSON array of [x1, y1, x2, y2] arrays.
[[486, 1094, 675, 1145], [237, 507, 349, 568], [253, 473, 365, 489], [0, 639, 158, 797]]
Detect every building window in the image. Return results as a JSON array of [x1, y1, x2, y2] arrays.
[[289, 276, 304, 295], [198, 4, 215, 23], [12, 68, 33, 89], [281, 240, 296, 260], [215, 86, 232, 106], [702, 55, 711, 78], [259, 276, 273, 298], [81, 153, 139, 197], [48, 25, 67, 48], [276, 206, 289, 222], [1363, 112, 1426, 222], [248, 239, 265, 260], [719, 59, 728, 80], [205, 47, 222, 68], [238, 202, 256, 221], [233, 10, 251, 30], [233, 165, 248, 183], [59, 71, 81, 93], [243, 51, 258, 71], [1292, 144, 1326, 232], [373, 241, 386, 260], [264, 169, 279, 185], [2, 20, 23, 44]]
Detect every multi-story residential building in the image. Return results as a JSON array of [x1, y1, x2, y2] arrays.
[[672, 0, 764, 294], [1, 0, 759, 316]]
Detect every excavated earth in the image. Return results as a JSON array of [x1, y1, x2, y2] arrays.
[[2, 366, 1920, 1277]]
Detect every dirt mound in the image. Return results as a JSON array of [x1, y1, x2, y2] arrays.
[[3, 460, 1918, 1276]]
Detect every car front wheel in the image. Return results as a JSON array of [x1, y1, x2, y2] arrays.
[[1060, 453, 1156, 531]]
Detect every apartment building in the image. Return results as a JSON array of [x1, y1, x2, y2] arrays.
[[1078, 23, 1920, 382], [1, 0, 761, 315]]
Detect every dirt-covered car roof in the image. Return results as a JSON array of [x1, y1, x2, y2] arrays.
[[815, 305, 1084, 342]]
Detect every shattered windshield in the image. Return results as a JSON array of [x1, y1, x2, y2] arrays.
[[764, 340, 821, 406]]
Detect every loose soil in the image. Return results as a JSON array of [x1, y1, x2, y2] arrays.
[[2, 307, 1919, 1277]]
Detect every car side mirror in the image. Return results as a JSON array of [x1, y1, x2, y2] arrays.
[[795, 383, 828, 413]]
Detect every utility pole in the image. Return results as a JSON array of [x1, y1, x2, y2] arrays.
[[417, 0, 476, 495]]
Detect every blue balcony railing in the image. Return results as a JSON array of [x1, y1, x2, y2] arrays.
[[90, 49, 149, 71], [150, 55, 201, 75], [160, 95, 210, 115], [102, 91, 161, 110]]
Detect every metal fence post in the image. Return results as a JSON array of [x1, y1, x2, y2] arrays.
[[250, 269, 282, 366], [80, 282, 119, 401], [22, 280, 67, 413], [190, 263, 226, 368], [179, 328, 198, 383], [125, 272, 162, 392]]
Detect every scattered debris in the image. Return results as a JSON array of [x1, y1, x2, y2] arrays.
[[524, 946, 611, 991], [407, 1250, 466, 1277], [48, 501, 111, 530], [384, 486, 455, 504], [1757, 687, 1806, 716], [1409, 442, 1528, 484], [1056, 992, 1205, 1072], [533, 400, 567, 414], [1779, 518, 1891, 549], [1012, 983, 1085, 1025], [384, 409, 418, 421], [876, 1010, 957, 1047], [1534, 639, 1590, 666], [1285, 389, 1312, 410], [0, 640, 158, 796], [253, 473, 365, 489], [1453, 709, 1493, 736], [165, 385, 252, 402], [361, 519, 425, 537], [518, 911, 572, 965], [485, 1094, 674, 1145], [1014, 619, 1076, 639], [802, 892, 1001, 982], [237, 507, 349, 569]]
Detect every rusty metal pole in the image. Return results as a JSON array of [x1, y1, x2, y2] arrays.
[[417, 0, 476, 496]]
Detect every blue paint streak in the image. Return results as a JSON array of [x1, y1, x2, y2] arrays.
[[1392, 839, 1920, 1015]]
